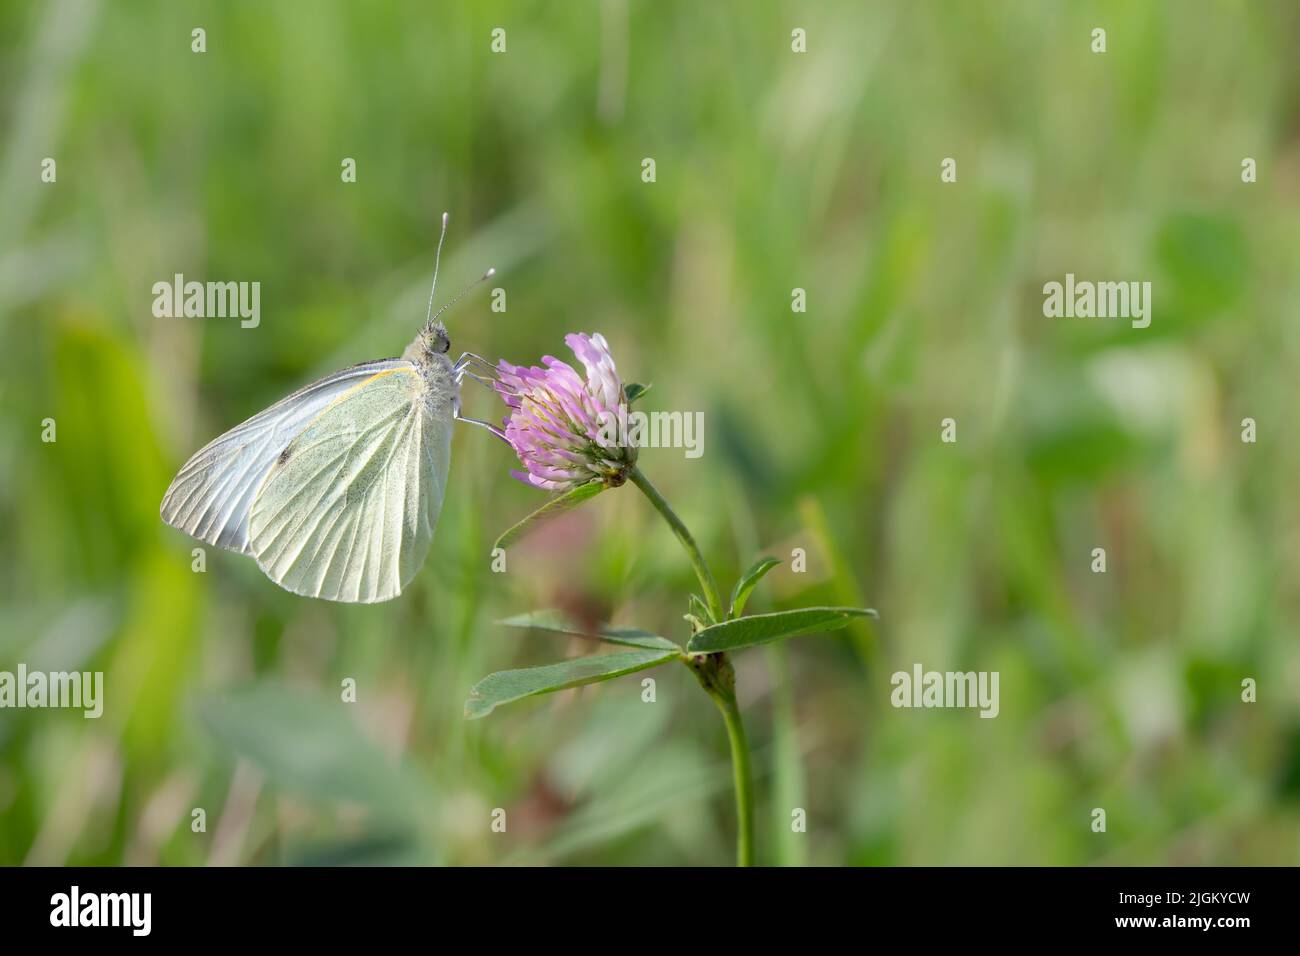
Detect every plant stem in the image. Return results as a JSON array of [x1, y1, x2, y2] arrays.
[[686, 652, 755, 866], [628, 466, 724, 621], [629, 466, 753, 866], [713, 680, 755, 866]]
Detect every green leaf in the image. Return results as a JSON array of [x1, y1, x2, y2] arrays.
[[624, 382, 652, 404], [728, 556, 781, 618], [465, 648, 680, 719], [688, 593, 714, 626], [494, 481, 605, 550], [686, 606, 878, 654], [498, 610, 679, 650]]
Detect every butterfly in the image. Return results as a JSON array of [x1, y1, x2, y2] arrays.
[[160, 214, 506, 603]]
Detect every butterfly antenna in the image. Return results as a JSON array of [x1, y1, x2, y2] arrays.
[[428, 267, 496, 329], [424, 211, 451, 328]]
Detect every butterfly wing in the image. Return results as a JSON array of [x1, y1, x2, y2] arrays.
[[161, 359, 410, 555], [246, 364, 452, 603]]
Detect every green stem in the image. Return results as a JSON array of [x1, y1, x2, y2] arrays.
[[628, 466, 724, 621], [629, 465, 753, 866], [713, 682, 755, 866], [685, 653, 755, 866]]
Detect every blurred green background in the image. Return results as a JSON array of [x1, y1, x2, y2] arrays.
[[1, 0, 1298, 866]]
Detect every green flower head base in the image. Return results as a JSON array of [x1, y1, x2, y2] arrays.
[[495, 332, 637, 491]]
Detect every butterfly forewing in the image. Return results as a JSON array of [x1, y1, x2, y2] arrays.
[[247, 365, 452, 603], [160, 359, 410, 554]]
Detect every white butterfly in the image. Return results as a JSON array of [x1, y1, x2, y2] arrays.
[[161, 215, 504, 603]]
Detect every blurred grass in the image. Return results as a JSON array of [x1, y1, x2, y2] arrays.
[[1, 0, 1299, 865]]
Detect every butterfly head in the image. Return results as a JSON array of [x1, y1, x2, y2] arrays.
[[430, 322, 451, 354], [404, 322, 451, 368]]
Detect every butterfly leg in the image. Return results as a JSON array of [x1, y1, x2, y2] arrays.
[[452, 353, 512, 441], [454, 350, 498, 369], [454, 352, 519, 397], [452, 393, 509, 443], [453, 351, 501, 375], [459, 369, 501, 391]]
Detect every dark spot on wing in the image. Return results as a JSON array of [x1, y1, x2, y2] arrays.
[[278, 444, 292, 465]]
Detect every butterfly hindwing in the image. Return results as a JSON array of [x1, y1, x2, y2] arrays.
[[160, 359, 410, 555], [247, 365, 453, 603]]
